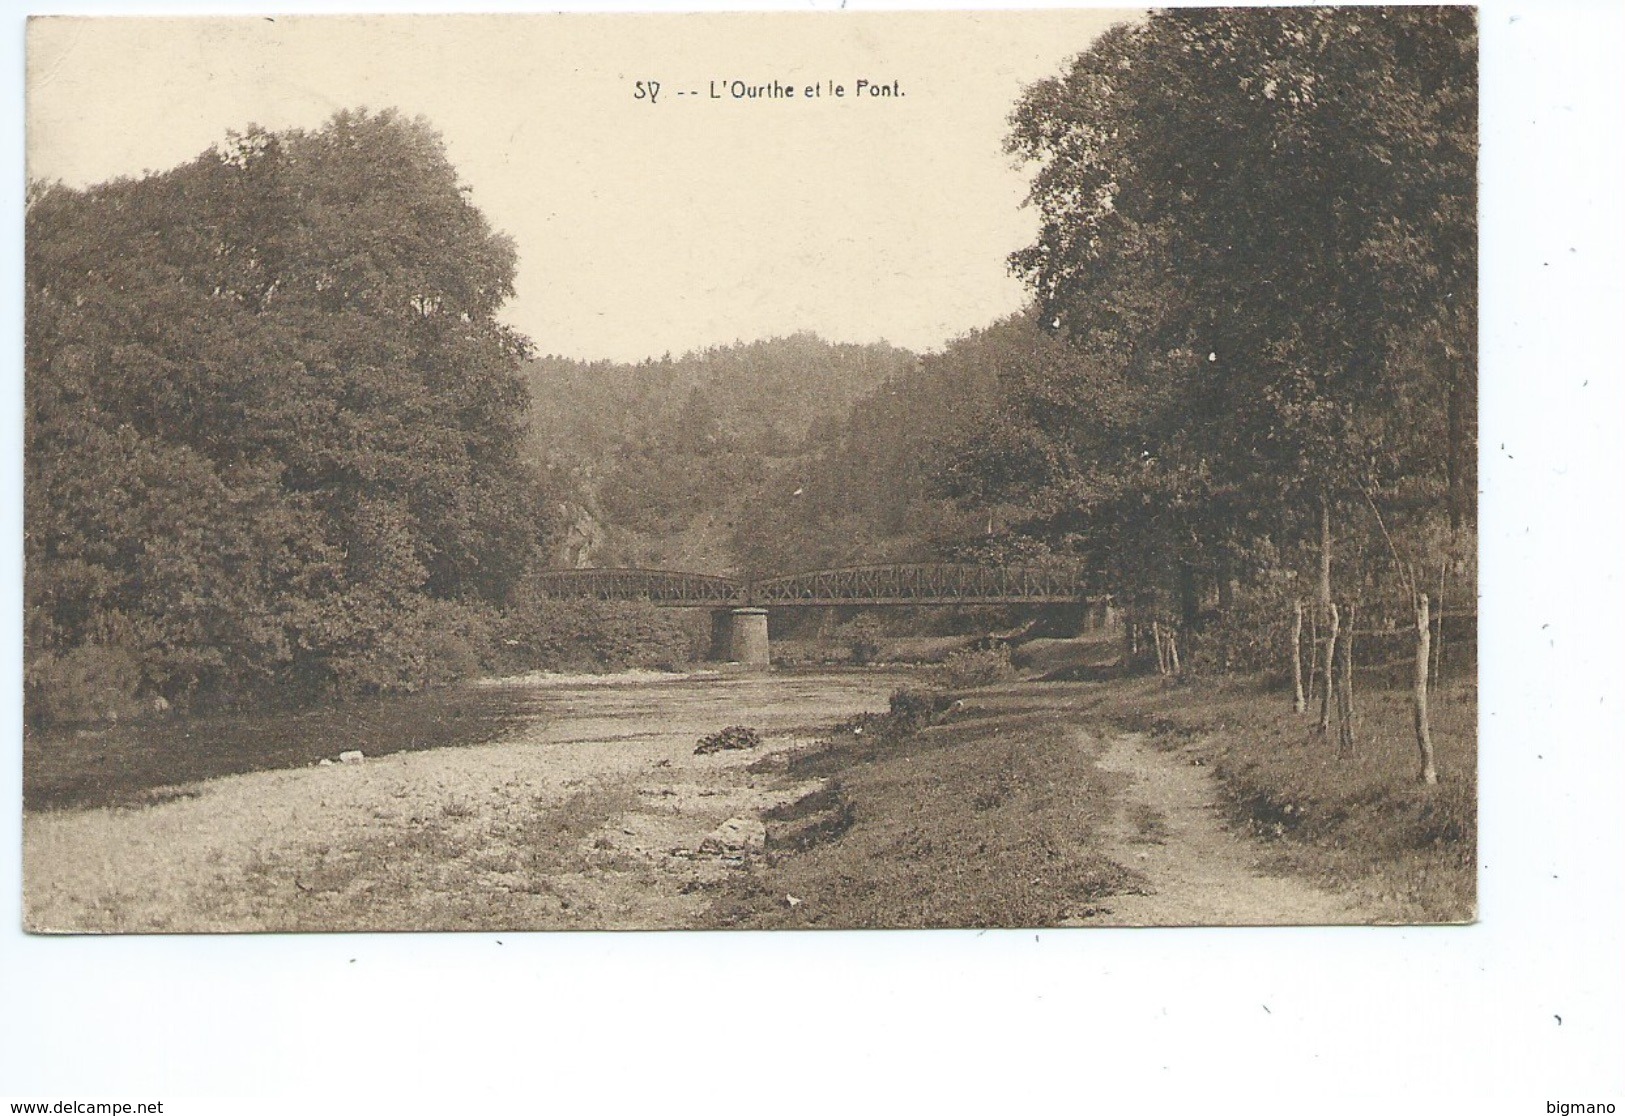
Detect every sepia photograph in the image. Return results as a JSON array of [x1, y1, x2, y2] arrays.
[[19, 8, 1482, 935], [10, 2, 1625, 1112]]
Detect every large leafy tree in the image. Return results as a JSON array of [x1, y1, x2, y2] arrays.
[[26, 109, 547, 710], [987, 7, 1476, 614]]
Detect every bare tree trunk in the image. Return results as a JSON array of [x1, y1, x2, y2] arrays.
[[1314, 492, 1332, 711], [1414, 594, 1439, 785], [1433, 561, 1447, 684], [1319, 602, 1340, 736], [1337, 604, 1356, 753], [1318, 492, 1333, 621], [1307, 608, 1320, 706], [1290, 599, 1307, 714], [1152, 620, 1167, 675], [1167, 628, 1181, 677]]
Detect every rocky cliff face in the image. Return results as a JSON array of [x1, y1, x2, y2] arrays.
[[554, 501, 608, 569]]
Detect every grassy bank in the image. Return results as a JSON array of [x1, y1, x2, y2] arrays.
[[705, 657, 1475, 927], [1077, 674, 1477, 923], [704, 685, 1144, 928]]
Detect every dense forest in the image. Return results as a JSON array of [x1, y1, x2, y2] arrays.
[[523, 335, 914, 573], [25, 8, 1475, 726]]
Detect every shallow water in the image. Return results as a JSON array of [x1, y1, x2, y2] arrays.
[[507, 668, 916, 742], [25, 667, 915, 812]]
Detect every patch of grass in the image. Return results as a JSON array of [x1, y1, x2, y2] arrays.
[[704, 700, 1143, 929], [1126, 803, 1169, 845], [712, 667, 1473, 928], [440, 797, 479, 820], [887, 687, 956, 730], [763, 781, 855, 852], [774, 691, 965, 778], [518, 782, 640, 872]]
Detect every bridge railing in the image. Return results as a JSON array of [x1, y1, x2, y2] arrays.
[[530, 568, 746, 606], [532, 564, 1104, 607], [752, 564, 1100, 605]]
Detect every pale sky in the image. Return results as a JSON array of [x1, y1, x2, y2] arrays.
[[26, 11, 1134, 362]]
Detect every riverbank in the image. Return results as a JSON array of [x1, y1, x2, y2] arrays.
[[23, 659, 1473, 932], [709, 670, 1474, 927], [23, 669, 912, 932]]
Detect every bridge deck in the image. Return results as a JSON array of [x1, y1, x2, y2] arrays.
[[531, 565, 1107, 608]]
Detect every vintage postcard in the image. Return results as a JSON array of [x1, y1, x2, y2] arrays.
[[21, 9, 1477, 933]]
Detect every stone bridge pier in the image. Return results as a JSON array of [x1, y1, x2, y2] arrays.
[[710, 607, 771, 668]]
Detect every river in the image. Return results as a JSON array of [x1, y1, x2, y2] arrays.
[[24, 667, 919, 932]]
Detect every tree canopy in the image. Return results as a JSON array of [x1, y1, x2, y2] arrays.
[[954, 7, 1477, 628], [26, 109, 548, 714]]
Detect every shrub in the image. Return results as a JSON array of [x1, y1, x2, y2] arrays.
[[932, 645, 1015, 689], [327, 596, 496, 698], [843, 616, 885, 665], [888, 687, 955, 731], [24, 643, 147, 727], [494, 584, 708, 673], [696, 725, 763, 755]]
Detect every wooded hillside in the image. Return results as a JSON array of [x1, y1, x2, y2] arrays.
[[523, 334, 913, 572]]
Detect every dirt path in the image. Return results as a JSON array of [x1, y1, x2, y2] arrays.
[[1073, 729, 1371, 926]]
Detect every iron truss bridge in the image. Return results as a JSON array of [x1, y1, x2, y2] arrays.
[[531, 565, 1106, 608]]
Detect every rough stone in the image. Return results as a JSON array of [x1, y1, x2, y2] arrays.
[[699, 816, 766, 856], [338, 750, 365, 765]]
